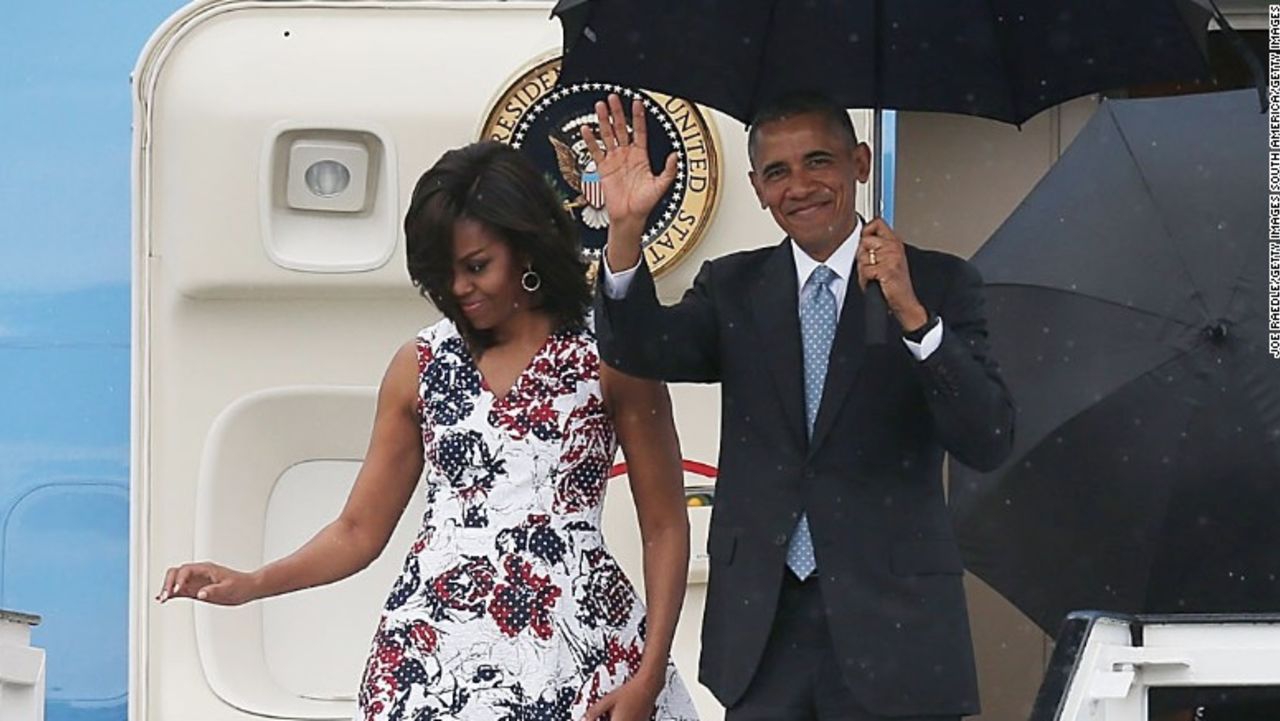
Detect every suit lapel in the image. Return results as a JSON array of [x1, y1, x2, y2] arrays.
[[808, 269, 869, 455], [747, 240, 807, 446]]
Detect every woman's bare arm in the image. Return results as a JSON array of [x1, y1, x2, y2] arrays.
[[158, 340, 425, 605]]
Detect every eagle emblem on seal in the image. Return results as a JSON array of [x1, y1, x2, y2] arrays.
[[548, 114, 617, 230]]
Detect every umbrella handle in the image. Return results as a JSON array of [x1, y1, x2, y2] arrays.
[[866, 281, 887, 345]]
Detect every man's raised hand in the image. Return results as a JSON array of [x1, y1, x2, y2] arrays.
[[583, 94, 677, 270]]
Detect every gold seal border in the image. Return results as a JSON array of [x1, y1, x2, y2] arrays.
[[478, 55, 720, 279]]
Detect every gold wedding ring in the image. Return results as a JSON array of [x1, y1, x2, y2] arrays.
[[869, 248, 878, 265]]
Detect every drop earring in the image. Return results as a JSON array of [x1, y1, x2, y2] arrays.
[[521, 266, 541, 293]]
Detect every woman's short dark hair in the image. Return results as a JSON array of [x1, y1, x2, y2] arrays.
[[404, 141, 591, 350]]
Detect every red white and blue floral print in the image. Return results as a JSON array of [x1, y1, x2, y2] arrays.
[[356, 318, 698, 721]]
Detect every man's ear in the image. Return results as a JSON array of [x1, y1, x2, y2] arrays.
[[853, 142, 872, 184], [748, 170, 767, 209]]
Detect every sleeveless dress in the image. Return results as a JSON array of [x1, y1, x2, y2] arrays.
[[356, 318, 699, 721]]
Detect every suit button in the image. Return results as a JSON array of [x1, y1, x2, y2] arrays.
[[804, 469, 816, 479], [774, 534, 788, 546]]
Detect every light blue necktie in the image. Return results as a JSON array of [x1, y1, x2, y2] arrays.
[[788, 264, 837, 580]]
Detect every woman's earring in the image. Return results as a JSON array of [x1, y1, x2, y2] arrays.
[[521, 266, 542, 293]]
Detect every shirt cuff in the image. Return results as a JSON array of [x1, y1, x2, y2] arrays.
[[601, 255, 641, 299], [902, 317, 944, 361]]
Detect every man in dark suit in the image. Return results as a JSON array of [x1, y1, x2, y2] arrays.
[[584, 92, 1015, 721]]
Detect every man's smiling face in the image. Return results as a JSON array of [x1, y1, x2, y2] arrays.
[[748, 111, 870, 260]]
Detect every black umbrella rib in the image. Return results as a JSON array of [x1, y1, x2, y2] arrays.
[[1105, 104, 1212, 323], [984, 282, 1205, 331], [982, 0, 1020, 125], [1005, 339, 1201, 467], [745, 0, 783, 123]]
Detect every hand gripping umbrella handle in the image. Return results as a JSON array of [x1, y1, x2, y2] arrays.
[[865, 280, 887, 345]]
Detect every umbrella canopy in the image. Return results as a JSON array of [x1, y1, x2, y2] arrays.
[[553, 0, 1212, 125], [949, 89, 1279, 634]]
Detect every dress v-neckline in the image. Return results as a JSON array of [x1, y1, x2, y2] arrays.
[[470, 328, 561, 402]]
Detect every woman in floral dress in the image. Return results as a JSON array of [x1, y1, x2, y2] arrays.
[[159, 134, 699, 721]]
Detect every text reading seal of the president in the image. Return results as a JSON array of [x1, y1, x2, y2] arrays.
[[481, 56, 720, 278]]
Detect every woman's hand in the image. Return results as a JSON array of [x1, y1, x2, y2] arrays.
[[583, 669, 665, 721], [156, 561, 260, 606], [584, 93, 678, 234]]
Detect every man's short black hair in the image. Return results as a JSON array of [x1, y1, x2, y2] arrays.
[[747, 92, 859, 165]]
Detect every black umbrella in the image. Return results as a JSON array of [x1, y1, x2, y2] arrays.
[[553, 0, 1213, 127], [553, 0, 1218, 344], [948, 89, 1279, 634]]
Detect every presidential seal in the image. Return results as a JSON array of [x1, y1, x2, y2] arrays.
[[481, 56, 719, 277]]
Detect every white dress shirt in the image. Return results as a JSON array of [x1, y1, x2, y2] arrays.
[[601, 221, 944, 360]]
